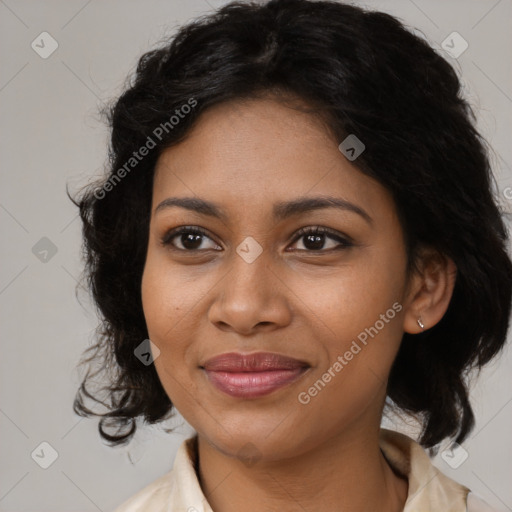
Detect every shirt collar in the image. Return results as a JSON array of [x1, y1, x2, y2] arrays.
[[379, 428, 470, 511], [168, 428, 470, 512]]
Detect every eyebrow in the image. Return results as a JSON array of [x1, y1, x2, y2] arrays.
[[154, 196, 373, 225]]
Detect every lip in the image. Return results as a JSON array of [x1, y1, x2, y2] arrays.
[[201, 352, 310, 399]]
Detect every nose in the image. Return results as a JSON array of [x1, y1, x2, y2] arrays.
[[207, 248, 292, 335]]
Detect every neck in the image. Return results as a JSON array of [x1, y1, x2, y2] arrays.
[[196, 426, 408, 512]]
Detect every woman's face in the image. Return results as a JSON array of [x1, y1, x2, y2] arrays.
[[141, 96, 414, 460]]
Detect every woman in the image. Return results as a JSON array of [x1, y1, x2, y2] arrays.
[[70, 0, 512, 510]]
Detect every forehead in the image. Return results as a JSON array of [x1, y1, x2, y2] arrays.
[[152, 97, 394, 221]]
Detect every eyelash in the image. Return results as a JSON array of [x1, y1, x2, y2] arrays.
[[160, 225, 353, 253]]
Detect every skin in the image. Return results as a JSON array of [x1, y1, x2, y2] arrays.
[[141, 95, 457, 512]]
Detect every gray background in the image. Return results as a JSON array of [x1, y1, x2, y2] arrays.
[[1, 0, 511, 510]]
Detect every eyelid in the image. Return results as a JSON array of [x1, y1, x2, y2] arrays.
[[160, 224, 353, 252], [290, 226, 354, 248], [160, 225, 221, 249]]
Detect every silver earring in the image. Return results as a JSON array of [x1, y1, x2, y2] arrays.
[[417, 317, 425, 330]]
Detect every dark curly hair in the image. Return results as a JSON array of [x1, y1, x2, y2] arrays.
[[69, 0, 512, 450]]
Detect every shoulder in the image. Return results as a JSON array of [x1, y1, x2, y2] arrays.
[[112, 470, 174, 512], [112, 434, 209, 512], [379, 429, 498, 512]]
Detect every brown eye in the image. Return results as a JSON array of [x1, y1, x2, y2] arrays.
[[161, 226, 221, 251], [289, 227, 353, 252]]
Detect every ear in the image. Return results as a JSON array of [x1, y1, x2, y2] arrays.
[[402, 247, 457, 334]]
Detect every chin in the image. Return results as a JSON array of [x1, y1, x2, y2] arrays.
[[198, 419, 312, 464]]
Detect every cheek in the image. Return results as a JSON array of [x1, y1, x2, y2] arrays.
[[141, 257, 191, 384], [297, 256, 405, 390], [141, 263, 197, 411], [141, 254, 206, 386], [300, 264, 402, 337], [141, 251, 198, 339], [141, 263, 171, 339]]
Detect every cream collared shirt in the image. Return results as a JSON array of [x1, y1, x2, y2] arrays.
[[113, 429, 497, 512]]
